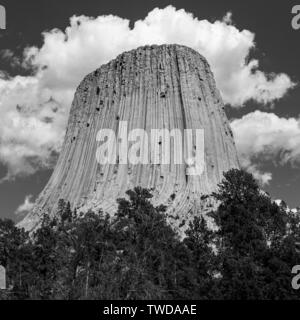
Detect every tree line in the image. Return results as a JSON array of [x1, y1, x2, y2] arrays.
[[0, 169, 299, 299]]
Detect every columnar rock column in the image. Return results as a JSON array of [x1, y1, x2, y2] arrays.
[[20, 44, 239, 231]]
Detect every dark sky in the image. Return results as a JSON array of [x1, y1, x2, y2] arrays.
[[0, 0, 300, 220]]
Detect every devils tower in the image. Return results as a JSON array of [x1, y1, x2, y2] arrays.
[[19, 44, 239, 231]]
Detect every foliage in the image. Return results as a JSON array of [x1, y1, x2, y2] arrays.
[[0, 170, 299, 300]]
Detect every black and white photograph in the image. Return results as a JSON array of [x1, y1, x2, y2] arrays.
[[0, 0, 300, 310]]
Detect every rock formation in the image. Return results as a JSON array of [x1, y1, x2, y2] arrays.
[[19, 44, 240, 231]]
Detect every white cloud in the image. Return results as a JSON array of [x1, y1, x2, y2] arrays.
[[15, 194, 35, 216], [23, 6, 294, 105], [0, 6, 295, 179], [0, 75, 69, 181], [231, 111, 300, 185]]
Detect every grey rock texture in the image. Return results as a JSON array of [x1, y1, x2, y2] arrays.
[[19, 44, 239, 231]]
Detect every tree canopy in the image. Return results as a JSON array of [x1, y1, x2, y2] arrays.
[[0, 169, 299, 300]]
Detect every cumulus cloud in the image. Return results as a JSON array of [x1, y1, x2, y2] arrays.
[[23, 6, 294, 105], [0, 75, 69, 181], [231, 111, 300, 185], [15, 194, 35, 216], [0, 49, 21, 67], [0, 6, 295, 179]]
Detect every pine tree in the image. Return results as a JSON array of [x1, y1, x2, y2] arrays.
[[211, 169, 300, 299]]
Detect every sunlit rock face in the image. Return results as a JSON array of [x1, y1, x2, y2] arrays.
[[19, 44, 239, 231]]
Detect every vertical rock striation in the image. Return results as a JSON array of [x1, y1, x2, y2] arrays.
[[19, 44, 239, 231]]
